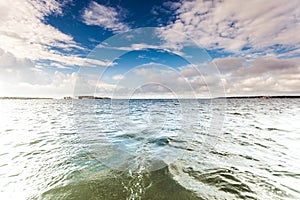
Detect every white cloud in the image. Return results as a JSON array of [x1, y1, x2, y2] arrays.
[[50, 62, 70, 69], [159, 0, 300, 56], [97, 42, 186, 57], [0, 69, 96, 98], [112, 74, 124, 80], [0, 49, 51, 85], [2, 55, 298, 98], [82, 1, 130, 33], [0, 48, 105, 98], [1, 0, 299, 98], [100, 63, 213, 98], [39, 52, 115, 67], [101, 57, 300, 98], [0, 0, 73, 55], [0, 0, 113, 68], [213, 56, 300, 95]]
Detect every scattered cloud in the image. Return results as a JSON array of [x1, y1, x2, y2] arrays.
[[0, 48, 108, 97], [97, 42, 186, 57], [98, 57, 300, 98], [1, 55, 299, 98], [150, 1, 181, 26], [82, 1, 130, 33], [99, 63, 213, 98], [50, 62, 70, 69], [0, 69, 96, 98], [213, 56, 300, 95], [0, 0, 113, 68], [159, 0, 300, 56], [0, 0, 74, 57], [0, 0, 299, 98], [112, 74, 124, 80], [0, 49, 51, 85], [40, 53, 115, 67]]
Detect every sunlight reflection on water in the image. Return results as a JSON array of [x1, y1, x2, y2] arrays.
[[0, 98, 299, 199]]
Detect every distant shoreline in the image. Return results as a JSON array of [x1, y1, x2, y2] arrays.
[[0, 95, 300, 100], [218, 95, 300, 99], [0, 97, 53, 100]]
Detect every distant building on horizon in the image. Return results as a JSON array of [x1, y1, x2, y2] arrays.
[[77, 96, 110, 100]]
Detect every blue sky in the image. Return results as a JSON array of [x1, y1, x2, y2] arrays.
[[45, 0, 176, 50], [0, 0, 299, 98]]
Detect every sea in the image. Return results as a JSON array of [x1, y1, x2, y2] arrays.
[[0, 98, 299, 200]]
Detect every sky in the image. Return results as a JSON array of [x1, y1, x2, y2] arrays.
[[0, 0, 299, 98]]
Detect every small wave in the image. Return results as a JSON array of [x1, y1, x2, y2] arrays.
[[39, 166, 199, 200], [183, 167, 255, 199], [266, 127, 287, 132], [231, 112, 242, 116], [148, 136, 170, 146]]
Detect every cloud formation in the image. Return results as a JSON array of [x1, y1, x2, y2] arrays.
[[0, 0, 112, 68], [160, 0, 300, 56], [0, 49, 51, 85], [0, 0, 299, 98], [97, 56, 300, 98], [0, 0, 119, 97], [1, 55, 299, 98], [0, 1, 74, 58], [82, 1, 130, 33], [213, 56, 300, 95], [0, 67, 94, 98]]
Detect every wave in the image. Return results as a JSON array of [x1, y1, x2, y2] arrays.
[[38, 166, 199, 200]]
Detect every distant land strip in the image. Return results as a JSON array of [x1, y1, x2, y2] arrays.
[[219, 95, 300, 99], [0, 96, 299, 100], [0, 97, 53, 100], [0, 96, 111, 100]]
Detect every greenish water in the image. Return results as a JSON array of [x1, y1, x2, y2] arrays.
[[0, 99, 299, 199], [41, 166, 199, 200]]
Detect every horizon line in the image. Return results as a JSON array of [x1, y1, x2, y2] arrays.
[[1, 95, 300, 100]]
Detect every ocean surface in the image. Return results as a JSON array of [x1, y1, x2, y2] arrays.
[[0, 98, 299, 200]]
